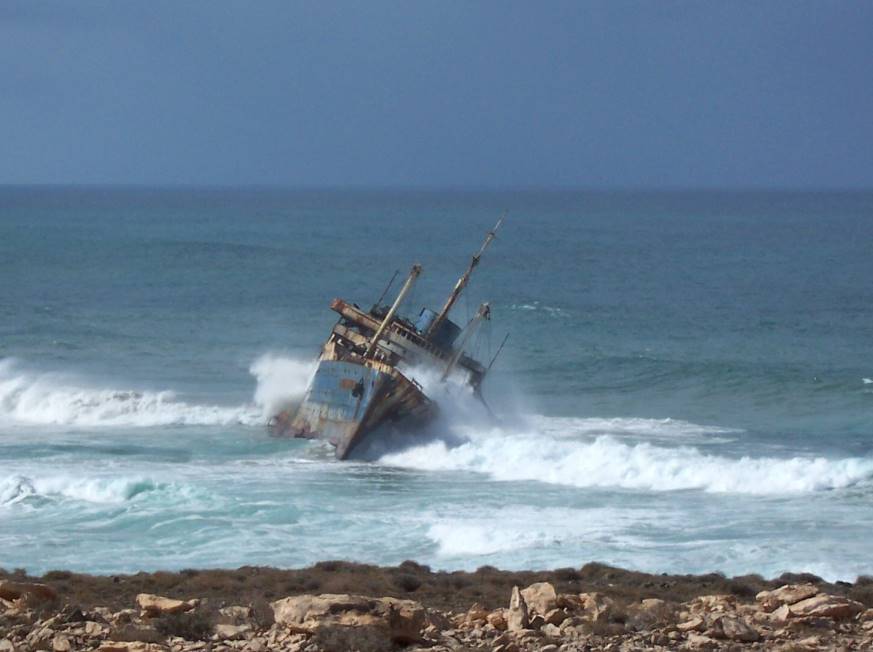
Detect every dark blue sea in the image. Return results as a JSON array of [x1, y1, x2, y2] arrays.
[[1, 187, 872, 580]]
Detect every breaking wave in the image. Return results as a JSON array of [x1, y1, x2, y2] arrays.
[[249, 353, 316, 417], [0, 356, 320, 427], [0, 355, 318, 428], [0, 359, 260, 427], [380, 417, 873, 495], [0, 474, 159, 506]]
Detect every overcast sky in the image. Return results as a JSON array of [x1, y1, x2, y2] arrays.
[[1, 1, 871, 188]]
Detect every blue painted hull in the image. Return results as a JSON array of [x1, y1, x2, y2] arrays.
[[278, 359, 431, 459]]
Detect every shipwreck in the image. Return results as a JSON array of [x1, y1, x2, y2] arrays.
[[268, 218, 506, 459]]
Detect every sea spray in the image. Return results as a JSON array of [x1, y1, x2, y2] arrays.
[[379, 419, 873, 495], [0, 359, 260, 427], [0, 355, 317, 428], [249, 353, 317, 418], [0, 473, 160, 505]]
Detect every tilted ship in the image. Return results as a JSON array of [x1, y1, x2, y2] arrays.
[[268, 218, 505, 459]]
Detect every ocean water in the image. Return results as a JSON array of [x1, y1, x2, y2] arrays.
[[1, 187, 872, 581]]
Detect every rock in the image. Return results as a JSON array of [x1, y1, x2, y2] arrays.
[[677, 616, 705, 633], [786, 594, 864, 620], [271, 593, 426, 652], [486, 609, 507, 630], [628, 598, 673, 630], [556, 593, 582, 611], [52, 635, 71, 652], [464, 602, 488, 625], [135, 594, 197, 617], [718, 615, 760, 642], [0, 581, 57, 604], [685, 633, 718, 650], [213, 624, 251, 641], [492, 644, 519, 652], [217, 606, 254, 626], [85, 620, 106, 637], [25, 626, 55, 651], [507, 586, 529, 632], [520, 582, 557, 617], [756, 584, 820, 612], [688, 594, 736, 614], [579, 592, 615, 622], [109, 622, 164, 644], [641, 598, 666, 611], [0, 640, 15, 652], [772, 604, 792, 623], [540, 623, 562, 638], [98, 644, 167, 652], [543, 608, 567, 626], [796, 635, 822, 648], [426, 609, 453, 632], [860, 608, 873, 622]]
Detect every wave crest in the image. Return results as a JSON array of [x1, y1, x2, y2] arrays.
[[0, 474, 159, 505], [380, 418, 873, 495], [0, 356, 317, 428]]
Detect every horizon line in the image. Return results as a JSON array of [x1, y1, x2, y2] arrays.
[[1, 183, 872, 193]]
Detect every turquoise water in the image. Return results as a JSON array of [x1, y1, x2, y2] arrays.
[[1, 188, 872, 579]]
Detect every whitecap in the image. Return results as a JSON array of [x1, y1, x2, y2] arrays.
[[380, 418, 873, 495], [0, 357, 266, 428]]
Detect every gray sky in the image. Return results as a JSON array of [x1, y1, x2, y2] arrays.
[[1, 1, 871, 188]]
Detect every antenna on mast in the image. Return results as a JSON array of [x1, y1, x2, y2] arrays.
[[372, 269, 399, 310], [427, 213, 504, 337]]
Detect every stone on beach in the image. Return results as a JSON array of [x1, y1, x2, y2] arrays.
[[506, 586, 529, 632], [785, 594, 865, 620], [677, 616, 705, 632], [213, 623, 252, 640], [519, 581, 557, 617], [579, 591, 616, 622], [712, 614, 760, 642], [755, 583, 820, 612], [486, 608, 508, 630], [3, 564, 873, 652], [51, 634, 71, 652], [135, 594, 197, 617], [271, 593, 426, 652]]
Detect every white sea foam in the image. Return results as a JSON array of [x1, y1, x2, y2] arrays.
[[249, 353, 316, 416], [0, 355, 317, 428], [425, 505, 657, 558], [863, 378, 872, 385], [0, 359, 260, 427], [527, 414, 739, 443], [509, 302, 568, 317], [380, 417, 873, 495], [0, 473, 158, 505]]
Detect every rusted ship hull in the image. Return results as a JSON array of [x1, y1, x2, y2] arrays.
[[270, 359, 432, 459], [269, 218, 503, 460]]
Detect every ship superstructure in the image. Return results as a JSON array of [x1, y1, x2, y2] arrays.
[[268, 218, 503, 459]]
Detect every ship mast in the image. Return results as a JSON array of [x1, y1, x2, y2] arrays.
[[441, 303, 491, 381], [427, 216, 503, 337], [365, 264, 422, 358]]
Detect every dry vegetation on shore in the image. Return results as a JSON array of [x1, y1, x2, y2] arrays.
[[2, 562, 873, 651]]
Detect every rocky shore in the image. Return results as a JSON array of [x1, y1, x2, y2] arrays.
[[2, 563, 873, 651]]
